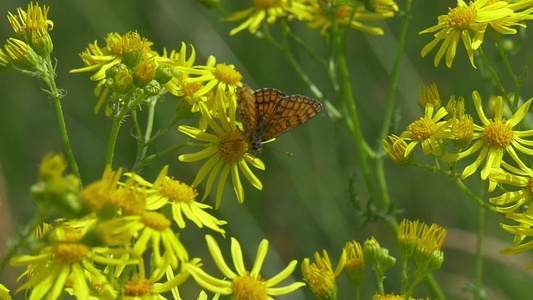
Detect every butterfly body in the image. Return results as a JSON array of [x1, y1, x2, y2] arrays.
[[237, 85, 323, 152]]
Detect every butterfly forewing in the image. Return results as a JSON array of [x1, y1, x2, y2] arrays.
[[237, 85, 323, 151], [262, 94, 323, 141], [237, 86, 258, 145]]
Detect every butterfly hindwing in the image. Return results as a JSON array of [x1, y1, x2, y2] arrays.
[[262, 94, 323, 141]]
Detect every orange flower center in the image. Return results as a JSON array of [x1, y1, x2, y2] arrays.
[[214, 63, 243, 85], [232, 273, 268, 300], [482, 119, 514, 148], [335, 5, 352, 19], [218, 129, 249, 163], [160, 178, 198, 203], [446, 3, 476, 30], [124, 278, 153, 297], [254, 0, 278, 9], [141, 211, 171, 231], [408, 117, 435, 142], [53, 243, 90, 265]]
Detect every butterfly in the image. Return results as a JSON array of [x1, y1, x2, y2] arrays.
[[236, 85, 323, 152]]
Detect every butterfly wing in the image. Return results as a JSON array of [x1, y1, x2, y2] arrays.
[[262, 94, 323, 141], [249, 88, 287, 152], [237, 85, 258, 146]]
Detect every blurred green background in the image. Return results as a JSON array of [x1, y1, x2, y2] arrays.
[[1, 0, 533, 299]]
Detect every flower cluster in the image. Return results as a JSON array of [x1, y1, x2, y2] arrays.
[[220, 0, 399, 36], [385, 83, 533, 266], [300, 219, 446, 300], [420, 0, 533, 68], [71, 30, 266, 207]]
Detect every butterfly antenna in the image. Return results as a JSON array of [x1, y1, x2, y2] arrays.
[[270, 147, 293, 157]]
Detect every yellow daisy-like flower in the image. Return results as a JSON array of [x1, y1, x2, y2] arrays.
[[443, 91, 533, 180], [488, 161, 533, 213], [178, 100, 264, 209], [304, 0, 396, 36], [419, 0, 514, 68], [0, 284, 12, 300], [383, 134, 412, 165], [11, 240, 138, 300], [179, 56, 243, 112], [120, 211, 189, 269], [186, 235, 305, 299], [400, 105, 453, 156], [343, 241, 365, 288], [81, 165, 124, 212], [498, 206, 533, 269], [221, 0, 311, 36], [301, 249, 347, 300], [130, 165, 227, 236]]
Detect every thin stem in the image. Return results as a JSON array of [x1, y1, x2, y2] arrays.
[[132, 143, 186, 172], [262, 22, 324, 101], [43, 58, 81, 181], [475, 205, 485, 300], [493, 33, 518, 86], [374, 0, 413, 210], [279, 20, 327, 67], [0, 216, 42, 272], [478, 47, 511, 107], [413, 163, 500, 214], [105, 103, 129, 167], [330, 11, 377, 204], [515, 50, 533, 105], [379, 0, 412, 144]]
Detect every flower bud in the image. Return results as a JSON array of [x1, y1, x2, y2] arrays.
[[154, 64, 174, 85], [4, 38, 42, 70]]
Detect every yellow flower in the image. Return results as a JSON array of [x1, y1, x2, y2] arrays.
[[443, 91, 533, 180], [130, 165, 227, 236], [412, 223, 447, 275], [180, 56, 243, 109], [186, 235, 305, 299], [0, 284, 12, 300], [488, 161, 533, 213], [400, 105, 453, 156], [397, 219, 426, 261], [383, 134, 412, 165], [301, 249, 346, 300], [178, 100, 263, 209], [221, 0, 311, 36], [125, 212, 189, 268], [70, 32, 192, 114], [304, 0, 396, 35], [419, 0, 514, 68], [81, 166, 124, 212], [11, 228, 139, 300], [343, 241, 365, 288], [499, 206, 533, 269]]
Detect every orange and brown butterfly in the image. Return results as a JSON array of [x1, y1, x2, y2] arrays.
[[236, 85, 323, 152]]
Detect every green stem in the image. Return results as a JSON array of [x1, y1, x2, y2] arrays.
[[132, 143, 186, 172], [515, 50, 533, 106], [413, 163, 499, 214], [262, 22, 325, 101], [493, 33, 518, 86], [478, 47, 511, 108], [132, 101, 156, 172], [43, 59, 81, 181], [475, 205, 485, 300], [379, 0, 412, 144], [105, 104, 129, 167], [0, 216, 42, 272], [330, 11, 377, 203], [374, 0, 413, 211], [279, 20, 327, 67]]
